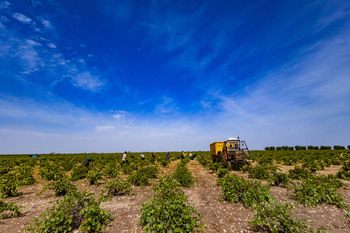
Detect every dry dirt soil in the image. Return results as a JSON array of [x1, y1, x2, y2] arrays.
[[0, 160, 349, 233]]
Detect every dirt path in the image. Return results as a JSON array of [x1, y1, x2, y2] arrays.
[[184, 160, 254, 232]]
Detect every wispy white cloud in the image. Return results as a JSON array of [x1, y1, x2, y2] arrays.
[[71, 72, 105, 91], [47, 42, 56, 48], [16, 40, 42, 73], [112, 111, 127, 121], [12, 13, 32, 24], [155, 96, 178, 114], [41, 19, 53, 29], [0, 1, 10, 9]]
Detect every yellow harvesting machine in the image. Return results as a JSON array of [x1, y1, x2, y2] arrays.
[[210, 137, 250, 169]]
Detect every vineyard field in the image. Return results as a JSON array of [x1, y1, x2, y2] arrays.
[[0, 150, 349, 232]]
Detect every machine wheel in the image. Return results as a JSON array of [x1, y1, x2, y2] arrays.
[[226, 161, 232, 170]]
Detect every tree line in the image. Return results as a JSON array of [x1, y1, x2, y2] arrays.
[[264, 145, 349, 151]]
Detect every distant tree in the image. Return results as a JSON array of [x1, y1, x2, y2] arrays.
[[295, 146, 301, 150], [320, 146, 332, 150], [300, 146, 307, 150], [276, 147, 282, 151], [288, 147, 294, 150], [334, 145, 345, 150], [348, 145, 350, 150], [265, 146, 276, 151]]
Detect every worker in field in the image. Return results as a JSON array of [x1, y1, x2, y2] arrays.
[[140, 154, 145, 160], [84, 158, 94, 167], [181, 151, 185, 159], [166, 152, 171, 160], [152, 153, 156, 164], [122, 151, 127, 165]]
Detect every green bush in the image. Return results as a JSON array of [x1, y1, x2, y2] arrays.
[[248, 165, 270, 180], [0, 200, 23, 219], [70, 165, 89, 181], [337, 161, 350, 180], [209, 162, 222, 172], [39, 163, 64, 181], [0, 174, 20, 197], [216, 167, 229, 178], [121, 164, 133, 175], [288, 166, 313, 180], [25, 191, 113, 233], [128, 166, 158, 186], [197, 153, 210, 166], [179, 156, 191, 166], [140, 175, 203, 232], [249, 201, 322, 233], [172, 165, 194, 188], [79, 199, 114, 233], [15, 165, 36, 185], [291, 175, 346, 208], [41, 176, 77, 196], [86, 171, 102, 185], [103, 163, 120, 178], [269, 172, 290, 186], [103, 177, 132, 197], [217, 174, 273, 207]]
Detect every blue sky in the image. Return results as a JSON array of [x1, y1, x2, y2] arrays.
[[1, 0, 350, 154]]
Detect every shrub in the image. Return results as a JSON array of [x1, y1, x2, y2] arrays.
[[70, 165, 89, 181], [288, 166, 313, 180], [121, 164, 133, 175], [269, 172, 290, 186], [240, 164, 252, 172], [25, 191, 113, 233], [216, 167, 229, 178], [248, 165, 270, 180], [127, 166, 157, 186], [337, 161, 350, 180], [0, 200, 23, 219], [140, 175, 203, 232], [0, 174, 20, 198], [41, 176, 77, 196], [249, 201, 320, 233], [79, 199, 114, 233], [302, 161, 324, 172], [39, 163, 64, 181], [103, 177, 132, 197], [209, 162, 222, 172], [86, 171, 102, 185], [217, 174, 273, 207], [291, 175, 347, 208], [197, 154, 210, 166], [172, 165, 194, 188], [179, 156, 191, 166], [103, 163, 120, 178], [15, 165, 36, 185]]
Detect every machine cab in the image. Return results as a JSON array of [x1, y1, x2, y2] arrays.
[[227, 138, 240, 151], [225, 137, 250, 160]]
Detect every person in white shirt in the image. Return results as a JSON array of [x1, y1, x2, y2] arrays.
[[140, 154, 145, 160], [122, 151, 127, 164]]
